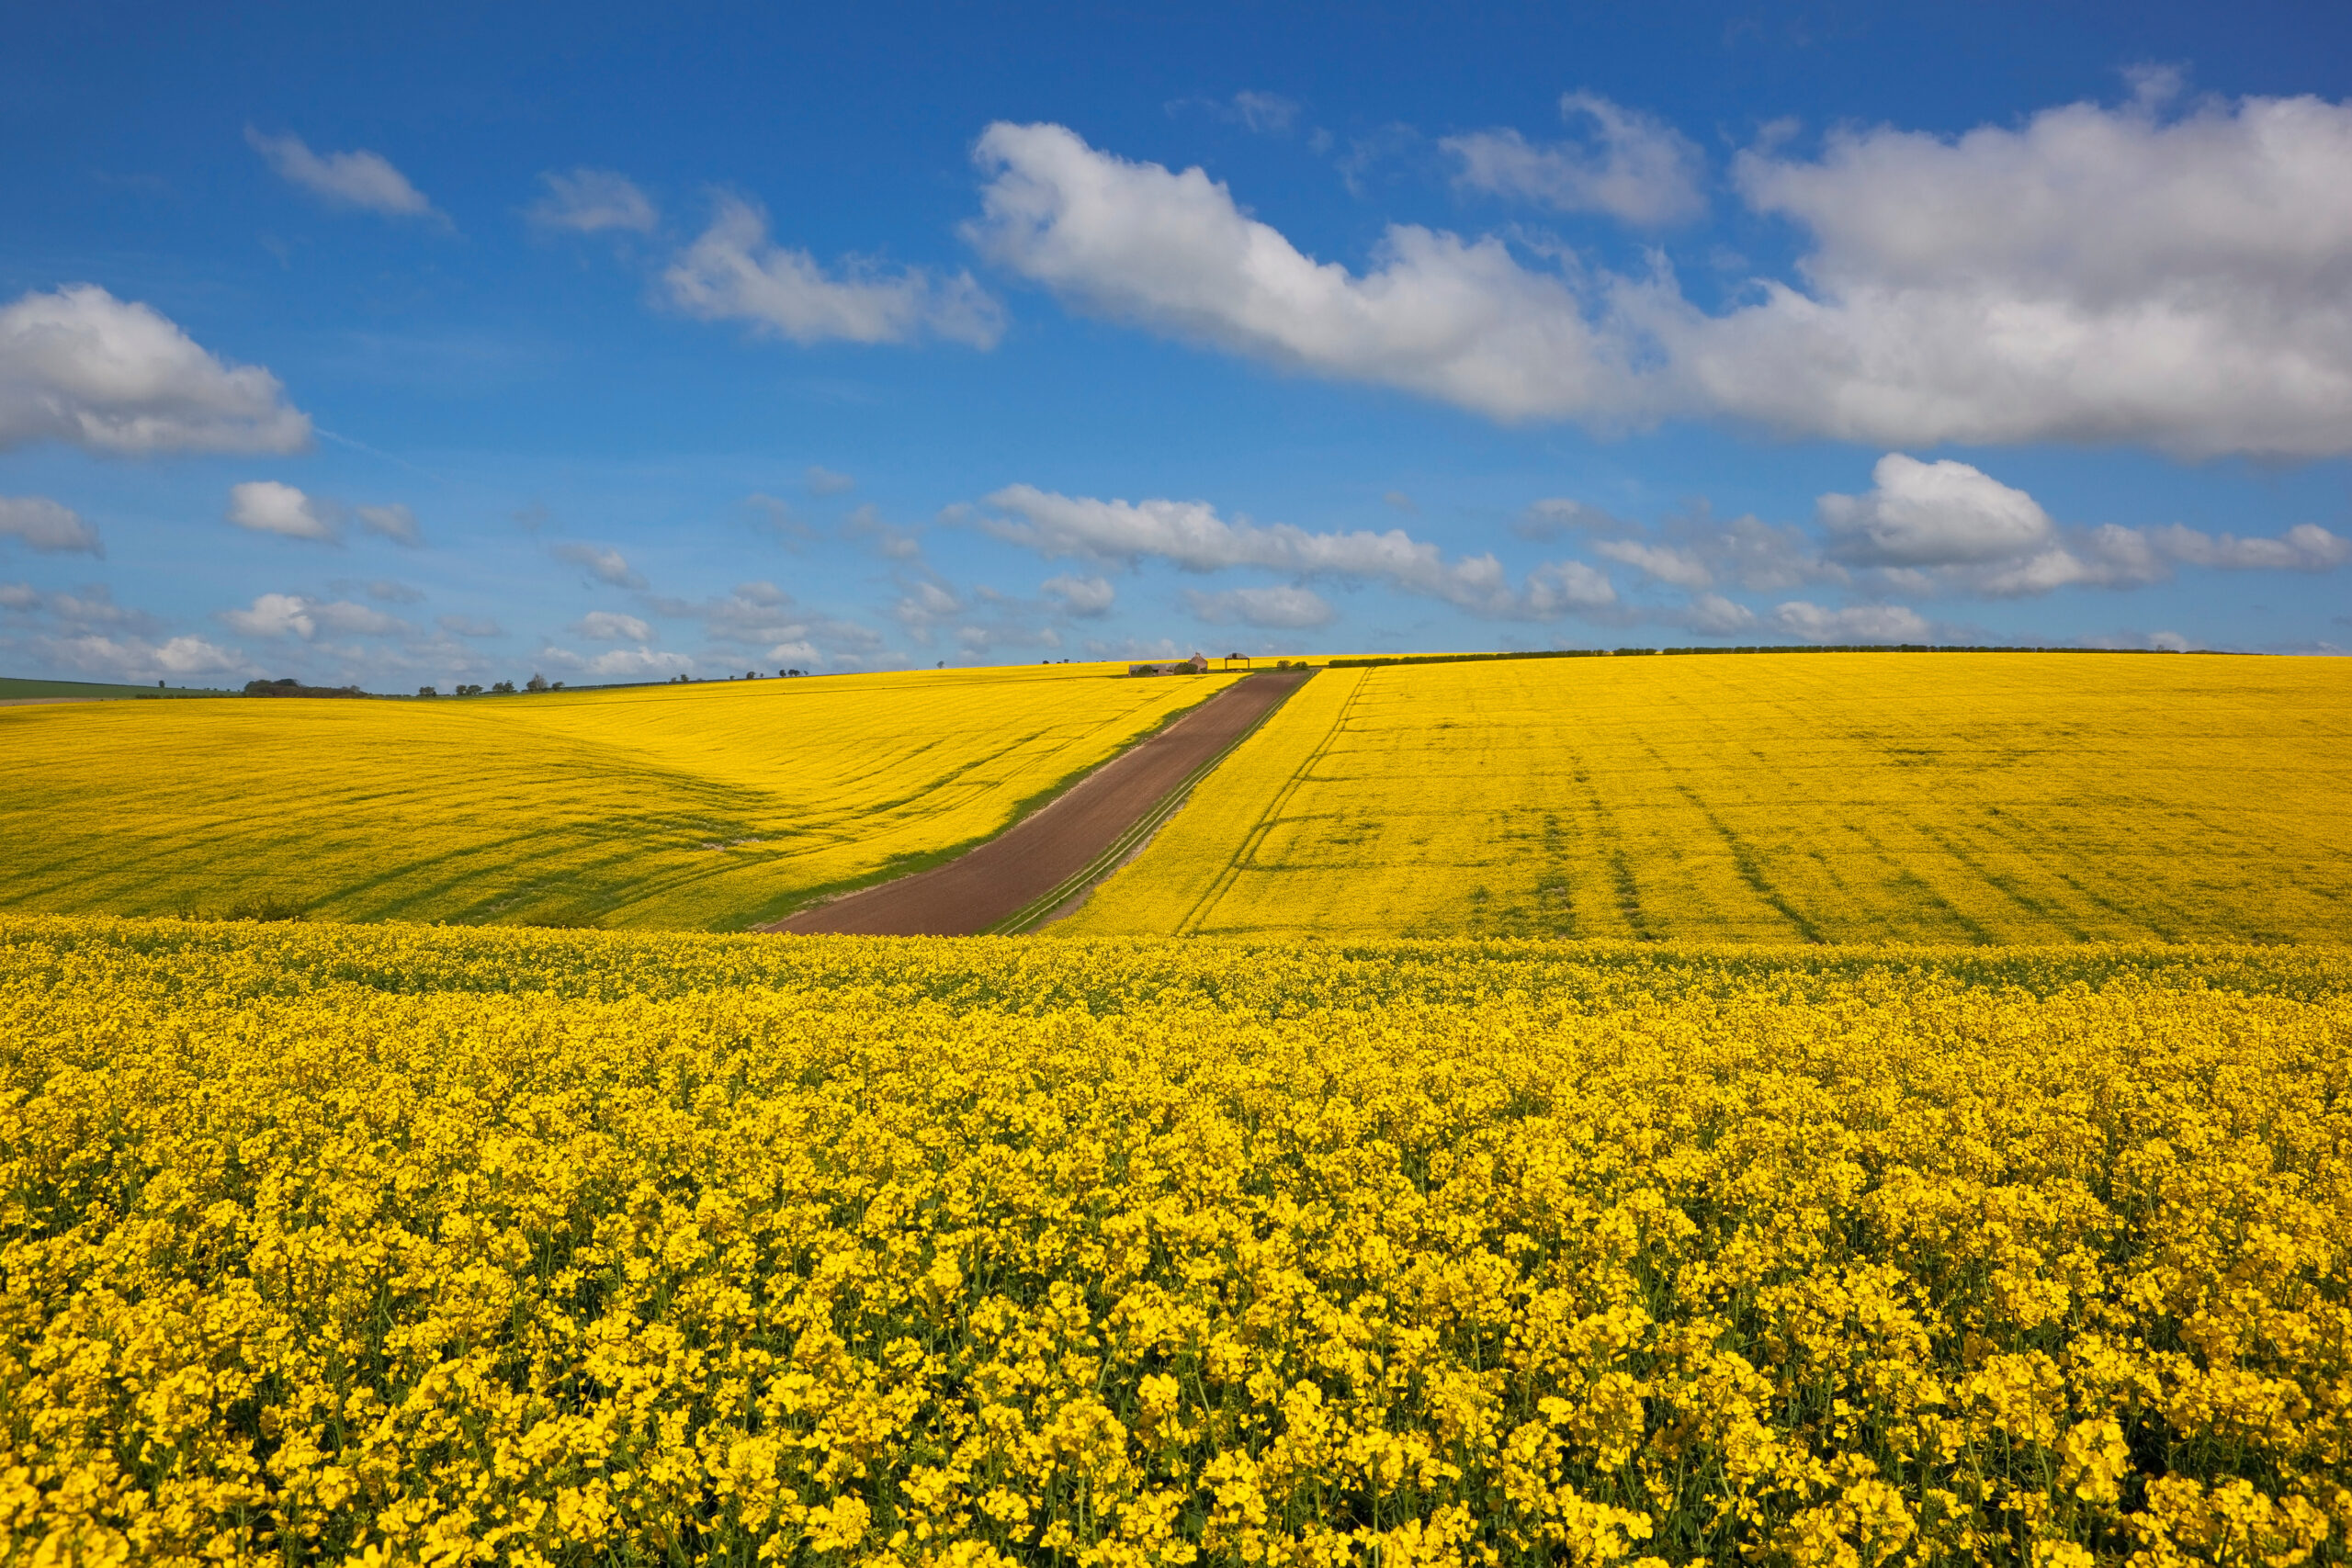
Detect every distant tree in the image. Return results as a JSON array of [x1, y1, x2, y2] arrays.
[[491, 680, 516, 694], [419, 685, 438, 697], [526, 672, 549, 693], [243, 677, 364, 699]]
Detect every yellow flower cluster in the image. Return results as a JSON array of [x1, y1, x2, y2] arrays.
[[1058, 652, 2352, 943], [0, 663, 1232, 931], [6, 915, 2348, 1564]]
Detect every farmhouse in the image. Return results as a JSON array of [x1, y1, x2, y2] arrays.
[[1129, 653, 1210, 676]]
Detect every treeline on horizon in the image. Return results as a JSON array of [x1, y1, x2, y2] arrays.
[[1323, 643, 2231, 670], [9, 643, 2225, 705]]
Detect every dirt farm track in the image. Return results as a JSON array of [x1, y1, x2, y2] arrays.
[[768, 669, 1313, 936]]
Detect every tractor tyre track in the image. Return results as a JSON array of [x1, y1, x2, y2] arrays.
[[765, 671, 1315, 936]]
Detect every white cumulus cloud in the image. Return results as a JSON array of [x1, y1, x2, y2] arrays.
[[666, 196, 1005, 348], [0, 285, 311, 456], [968, 92, 2352, 457], [527, 168, 659, 233], [967, 122, 1647, 424], [1816, 454, 2056, 567], [246, 128, 440, 220], [1522, 560, 1619, 615], [1805, 455, 2344, 597], [31, 633, 249, 682], [221, 592, 407, 640], [0, 495, 102, 556], [227, 480, 338, 542], [220, 592, 312, 639], [155, 636, 247, 674], [1671, 90, 2352, 456], [1443, 92, 1708, 226]]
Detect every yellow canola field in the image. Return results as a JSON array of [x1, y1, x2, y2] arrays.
[[1060, 653, 2352, 942], [6, 915, 2351, 1567], [0, 663, 1236, 931]]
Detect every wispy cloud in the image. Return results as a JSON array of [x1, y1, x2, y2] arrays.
[[1443, 92, 1708, 226], [1170, 90, 1303, 135], [1183, 584, 1335, 628], [527, 167, 659, 233], [982, 484, 1616, 621], [245, 128, 443, 221], [537, 643, 694, 680], [572, 610, 654, 643], [644, 581, 889, 670], [842, 502, 922, 560], [0, 495, 103, 556], [551, 542, 646, 589], [0, 285, 311, 457], [436, 614, 503, 638], [1565, 454, 2346, 636], [354, 503, 422, 547], [667, 195, 1005, 347], [1041, 573, 1115, 616]]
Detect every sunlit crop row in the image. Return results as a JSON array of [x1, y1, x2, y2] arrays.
[[0, 663, 1232, 931], [1060, 653, 2352, 943], [6, 914, 2347, 1565]]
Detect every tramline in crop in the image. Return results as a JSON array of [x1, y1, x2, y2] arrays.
[[0, 662, 1236, 931], [1060, 652, 2352, 943]]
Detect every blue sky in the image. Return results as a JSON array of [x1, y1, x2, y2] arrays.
[[4, 0, 2349, 687]]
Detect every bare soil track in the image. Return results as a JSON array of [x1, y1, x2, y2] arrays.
[[768, 670, 1313, 936]]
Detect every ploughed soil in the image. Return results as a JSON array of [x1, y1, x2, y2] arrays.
[[767, 670, 1312, 936]]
